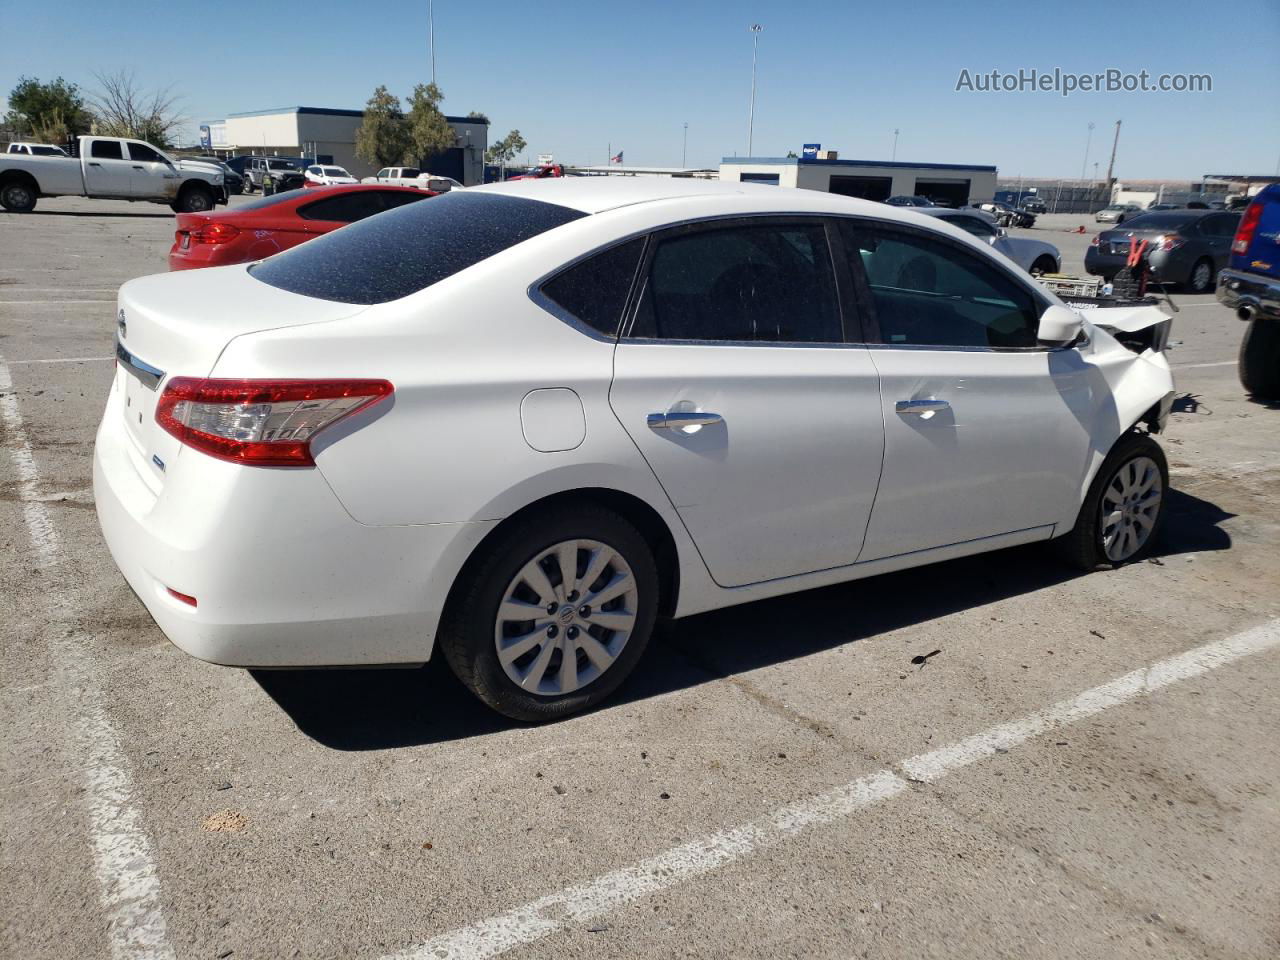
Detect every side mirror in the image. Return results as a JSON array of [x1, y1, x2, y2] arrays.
[[1037, 305, 1083, 348]]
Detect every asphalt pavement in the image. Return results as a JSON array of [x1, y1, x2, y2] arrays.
[[2, 198, 1277, 960]]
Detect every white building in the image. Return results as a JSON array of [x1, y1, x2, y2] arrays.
[[201, 107, 489, 185], [720, 155, 998, 206]]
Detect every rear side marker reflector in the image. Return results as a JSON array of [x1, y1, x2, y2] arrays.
[[167, 587, 197, 607], [156, 378, 394, 467]]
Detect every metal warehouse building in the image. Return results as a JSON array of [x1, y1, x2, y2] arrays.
[[202, 107, 489, 185], [720, 155, 998, 206]]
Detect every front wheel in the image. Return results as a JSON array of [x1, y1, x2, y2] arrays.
[[176, 185, 214, 213], [1030, 256, 1057, 277], [1239, 319, 1280, 400], [1054, 433, 1168, 571], [439, 504, 659, 722]]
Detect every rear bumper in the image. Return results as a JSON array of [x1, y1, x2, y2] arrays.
[[92, 387, 496, 667], [1217, 268, 1280, 321]]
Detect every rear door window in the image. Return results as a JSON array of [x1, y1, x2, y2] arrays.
[[90, 140, 124, 160], [629, 220, 843, 343], [250, 191, 585, 304]]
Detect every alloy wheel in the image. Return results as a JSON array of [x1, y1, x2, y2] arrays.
[[494, 538, 639, 697], [1191, 261, 1212, 292], [1100, 455, 1163, 562]]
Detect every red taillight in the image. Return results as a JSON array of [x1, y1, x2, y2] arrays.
[[191, 222, 240, 245], [155, 378, 394, 467], [1232, 201, 1262, 254], [166, 587, 197, 607], [1160, 235, 1183, 252]]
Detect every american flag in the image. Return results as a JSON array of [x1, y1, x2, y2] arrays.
[[611, 151, 623, 164]]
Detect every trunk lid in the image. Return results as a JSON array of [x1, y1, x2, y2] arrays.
[[1231, 185, 1280, 280], [113, 265, 368, 486]]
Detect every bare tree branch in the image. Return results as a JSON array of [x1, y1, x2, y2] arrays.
[[91, 70, 185, 148]]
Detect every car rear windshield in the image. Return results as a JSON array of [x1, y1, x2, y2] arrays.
[[1120, 212, 1198, 230], [249, 191, 586, 304]]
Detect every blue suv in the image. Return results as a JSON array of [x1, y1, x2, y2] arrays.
[[1216, 184, 1280, 399]]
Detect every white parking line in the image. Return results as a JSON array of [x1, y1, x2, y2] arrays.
[[387, 619, 1280, 960], [5, 356, 114, 365], [0, 354, 175, 960], [1173, 360, 1236, 370], [0, 299, 116, 305]]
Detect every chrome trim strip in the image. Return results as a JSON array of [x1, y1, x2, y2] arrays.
[[115, 340, 165, 390]]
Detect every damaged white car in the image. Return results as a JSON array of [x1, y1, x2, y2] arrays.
[[94, 179, 1175, 721]]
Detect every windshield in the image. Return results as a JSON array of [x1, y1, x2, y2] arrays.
[[236, 191, 304, 212], [250, 192, 585, 305]]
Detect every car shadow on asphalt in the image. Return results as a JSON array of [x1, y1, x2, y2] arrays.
[[251, 487, 1233, 751]]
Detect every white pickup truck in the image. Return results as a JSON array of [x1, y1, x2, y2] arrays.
[[361, 166, 457, 192], [0, 135, 225, 214]]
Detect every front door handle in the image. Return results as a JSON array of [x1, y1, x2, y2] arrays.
[[647, 411, 723, 430], [88, 161, 101, 167], [132, 164, 144, 170], [895, 399, 951, 416]]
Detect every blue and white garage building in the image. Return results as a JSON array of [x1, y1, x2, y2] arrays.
[[720, 155, 998, 207]]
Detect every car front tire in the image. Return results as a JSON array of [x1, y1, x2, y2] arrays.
[[439, 503, 660, 722], [1054, 432, 1168, 571]]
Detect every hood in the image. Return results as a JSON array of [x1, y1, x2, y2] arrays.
[[176, 158, 223, 180]]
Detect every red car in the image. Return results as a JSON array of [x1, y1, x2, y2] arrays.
[[168, 184, 435, 270]]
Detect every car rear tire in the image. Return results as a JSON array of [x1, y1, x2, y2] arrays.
[[1187, 258, 1214, 293], [0, 180, 37, 213], [1238, 318, 1280, 401], [439, 503, 659, 722], [175, 185, 214, 213], [1053, 432, 1168, 571]]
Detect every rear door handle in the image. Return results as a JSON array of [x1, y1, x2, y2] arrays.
[[895, 399, 950, 416], [647, 411, 723, 430], [132, 164, 144, 170], [88, 162, 101, 167]]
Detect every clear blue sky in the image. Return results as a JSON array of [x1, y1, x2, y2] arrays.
[[6, 0, 1278, 179]]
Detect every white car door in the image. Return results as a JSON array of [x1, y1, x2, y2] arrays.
[[82, 139, 133, 196], [125, 141, 177, 197], [838, 218, 1096, 562], [607, 217, 885, 588]]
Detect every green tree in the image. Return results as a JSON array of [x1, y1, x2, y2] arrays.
[[355, 85, 411, 167], [6, 76, 93, 144], [405, 83, 455, 166], [484, 129, 527, 165], [466, 110, 490, 123]]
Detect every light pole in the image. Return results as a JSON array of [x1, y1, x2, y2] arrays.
[[1081, 121, 1094, 183], [747, 24, 763, 156], [428, 0, 437, 86], [682, 122, 688, 168], [892, 128, 899, 162]]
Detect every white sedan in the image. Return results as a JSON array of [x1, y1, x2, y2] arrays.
[[303, 164, 358, 187], [94, 179, 1176, 721]]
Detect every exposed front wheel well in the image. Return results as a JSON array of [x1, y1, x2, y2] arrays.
[[445, 488, 681, 623]]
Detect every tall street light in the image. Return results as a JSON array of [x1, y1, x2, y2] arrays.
[[683, 121, 688, 168], [892, 128, 899, 162], [428, 0, 437, 86], [1080, 121, 1094, 183], [747, 24, 763, 156]]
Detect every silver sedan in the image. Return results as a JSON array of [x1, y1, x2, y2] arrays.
[[918, 207, 1062, 275]]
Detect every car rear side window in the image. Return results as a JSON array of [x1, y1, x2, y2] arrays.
[[250, 191, 586, 305], [90, 140, 123, 160], [629, 220, 842, 343], [539, 238, 646, 337]]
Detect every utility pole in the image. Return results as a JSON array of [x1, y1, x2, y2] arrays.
[[1081, 121, 1094, 183], [682, 122, 688, 168], [892, 128, 899, 161], [1104, 119, 1121, 191], [428, 0, 437, 86], [747, 24, 763, 156]]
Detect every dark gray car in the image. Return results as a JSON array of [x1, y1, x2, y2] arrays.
[[1084, 210, 1240, 292]]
